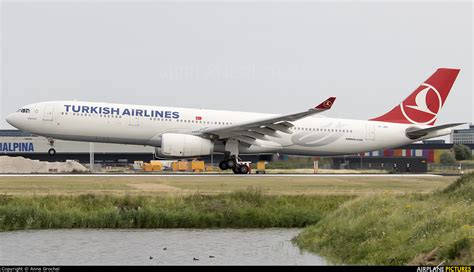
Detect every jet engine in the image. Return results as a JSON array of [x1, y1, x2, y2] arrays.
[[158, 133, 213, 157]]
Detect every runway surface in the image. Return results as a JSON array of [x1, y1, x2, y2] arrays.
[[0, 173, 442, 177]]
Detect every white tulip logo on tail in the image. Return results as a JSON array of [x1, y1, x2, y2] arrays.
[[400, 83, 442, 125]]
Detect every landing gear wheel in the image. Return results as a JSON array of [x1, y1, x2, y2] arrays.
[[238, 164, 249, 175], [48, 148, 56, 156], [232, 167, 240, 174], [226, 160, 236, 169], [219, 161, 229, 170]]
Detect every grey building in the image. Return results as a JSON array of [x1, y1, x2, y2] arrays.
[[451, 124, 474, 144], [0, 129, 156, 164]]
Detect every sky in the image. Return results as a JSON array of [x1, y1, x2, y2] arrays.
[[1, 1, 472, 131]]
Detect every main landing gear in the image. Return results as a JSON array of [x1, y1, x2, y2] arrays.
[[218, 156, 249, 174], [221, 139, 249, 174]]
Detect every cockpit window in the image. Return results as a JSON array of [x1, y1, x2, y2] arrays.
[[17, 108, 30, 113]]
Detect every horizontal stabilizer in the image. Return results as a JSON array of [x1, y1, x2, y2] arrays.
[[406, 123, 465, 139]]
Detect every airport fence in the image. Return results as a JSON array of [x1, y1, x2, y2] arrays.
[[428, 163, 474, 173]]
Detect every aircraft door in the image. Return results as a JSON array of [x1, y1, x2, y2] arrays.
[[43, 104, 54, 121], [129, 116, 139, 126], [365, 123, 375, 140]]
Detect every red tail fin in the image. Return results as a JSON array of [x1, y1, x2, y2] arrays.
[[370, 68, 460, 125]]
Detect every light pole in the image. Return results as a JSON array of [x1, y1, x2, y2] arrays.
[[89, 142, 94, 173]]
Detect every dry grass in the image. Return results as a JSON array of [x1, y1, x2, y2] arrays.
[[0, 175, 457, 196]]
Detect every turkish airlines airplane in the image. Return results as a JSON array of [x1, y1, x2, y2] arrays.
[[6, 68, 464, 174]]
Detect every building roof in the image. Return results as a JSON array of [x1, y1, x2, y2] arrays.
[[0, 130, 34, 137], [453, 124, 474, 134]]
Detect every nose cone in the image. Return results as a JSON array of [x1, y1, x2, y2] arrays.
[[6, 113, 18, 127]]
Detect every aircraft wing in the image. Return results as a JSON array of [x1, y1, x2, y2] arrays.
[[200, 97, 336, 146]]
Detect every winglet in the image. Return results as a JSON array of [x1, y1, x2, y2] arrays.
[[314, 97, 336, 110]]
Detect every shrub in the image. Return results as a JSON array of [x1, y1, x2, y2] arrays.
[[440, 152, 456, 164], [453, 144, 472, 161]]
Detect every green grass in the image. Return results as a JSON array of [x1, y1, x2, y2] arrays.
[[294, 173, 474, 265], [0, 189, 351, 231]]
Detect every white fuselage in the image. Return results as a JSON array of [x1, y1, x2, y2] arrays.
[[6, 101, 450, 156]]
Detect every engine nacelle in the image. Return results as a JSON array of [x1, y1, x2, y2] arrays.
[[159, 133, 213, 157]]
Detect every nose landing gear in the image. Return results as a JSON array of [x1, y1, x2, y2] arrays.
[[48, 148, 56, 156], [47, 138, 56, 156]]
